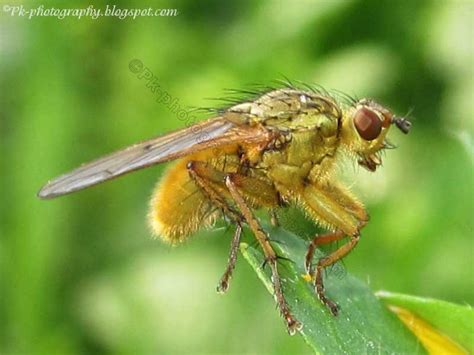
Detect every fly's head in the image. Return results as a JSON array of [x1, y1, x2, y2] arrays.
[[341, 98, 411, 172]]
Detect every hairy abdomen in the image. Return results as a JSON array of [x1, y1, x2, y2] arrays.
[[148, 147, 240, 244]]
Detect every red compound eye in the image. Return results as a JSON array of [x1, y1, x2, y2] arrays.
[[353, 107, 382, 141]]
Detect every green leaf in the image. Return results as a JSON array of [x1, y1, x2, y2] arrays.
[[377, 291, 474, 352], [240, 225, 425, 354]]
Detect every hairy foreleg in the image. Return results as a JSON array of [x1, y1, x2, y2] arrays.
[[301, 182, 368, 315]]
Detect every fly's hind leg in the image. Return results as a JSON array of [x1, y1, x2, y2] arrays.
[[188, 161, 300, 332], [187, 161, 243, 293], [301, 182, 369, 315], [187, 160, 280, 293], [216, 172, 282, 293], [217, 224, 242, 293], [225, 174, 302, 334]]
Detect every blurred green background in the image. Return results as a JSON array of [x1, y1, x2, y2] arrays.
[[1, 0, 473, 354]]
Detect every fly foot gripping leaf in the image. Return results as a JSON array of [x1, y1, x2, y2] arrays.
[[240, 225, 425, 354]]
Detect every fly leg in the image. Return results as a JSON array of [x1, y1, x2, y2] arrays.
[[217, 224, 242, 293], [187, 161, 244, 293], [225, 173, 302, 334], [187, 161, 280, 293], [314, 233, 360, 315], [215, 172, 281, 292], [269, 209, 279, 227], [304, 230, 345, 276], [301, 182, 369, 315]]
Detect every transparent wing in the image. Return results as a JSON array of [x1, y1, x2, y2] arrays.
[[38, 116, 270, 199]]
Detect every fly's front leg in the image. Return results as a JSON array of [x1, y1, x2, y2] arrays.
[[304, 230, 345, 276], [315, 233, 360, 315], [225, 174, 302, 334], [301, 182, 369, 315]]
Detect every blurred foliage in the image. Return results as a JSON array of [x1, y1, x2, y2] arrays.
[[1, 0, 473, 354], [378, 291, 474, 353]]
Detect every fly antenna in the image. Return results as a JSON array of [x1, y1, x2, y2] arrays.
[[392, 117, 412, 134]]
